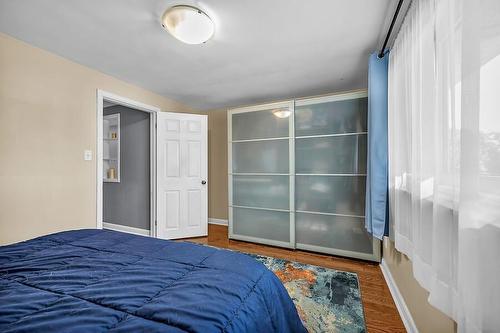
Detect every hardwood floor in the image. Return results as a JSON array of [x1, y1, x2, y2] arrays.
[[185, 224, 406, 333]]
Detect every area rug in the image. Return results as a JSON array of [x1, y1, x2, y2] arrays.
[[248, 253, 366, 333]]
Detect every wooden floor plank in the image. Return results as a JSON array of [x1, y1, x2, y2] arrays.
[[184, 224, 406, 333]]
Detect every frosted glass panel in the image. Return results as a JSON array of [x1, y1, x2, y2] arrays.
[[232, 110, 289, 140], [295, 175, 366, 216], [296, 213, 373, 254], [233, 175, 289, 209], [232, 140, 289, 173], [295, 97, 367, 136], [229, 95, 377, 260], [296, 135, 367, 174], [233, 208, 290, 242]]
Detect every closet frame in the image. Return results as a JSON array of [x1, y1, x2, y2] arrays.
[[228, 91, 381, 262]]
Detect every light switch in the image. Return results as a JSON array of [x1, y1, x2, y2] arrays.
[[84, 150, 93, 161]]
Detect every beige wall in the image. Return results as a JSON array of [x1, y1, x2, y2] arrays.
[[0, 33, 193, 245], [206, 109, 228, 220], [383, 239, 456, 333]]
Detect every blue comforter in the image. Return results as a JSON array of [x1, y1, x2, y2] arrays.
[[0, 229, 306, 333]]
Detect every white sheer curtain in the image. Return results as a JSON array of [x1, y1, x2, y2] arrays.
[[388, 0, 500, 331]]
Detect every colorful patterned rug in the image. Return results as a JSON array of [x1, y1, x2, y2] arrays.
[[248, 253, 366, 333]]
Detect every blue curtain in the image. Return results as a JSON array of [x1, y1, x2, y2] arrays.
[[365, 51, 389, 240]]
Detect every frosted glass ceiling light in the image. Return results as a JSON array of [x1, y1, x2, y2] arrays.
[[161, 5, 214, 44], [273, 109, 291, 118]]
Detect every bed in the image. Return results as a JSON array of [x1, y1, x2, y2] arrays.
[[0, 229, 306, 333]]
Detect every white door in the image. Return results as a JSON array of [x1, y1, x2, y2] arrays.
[[156, 112, 208, 239]]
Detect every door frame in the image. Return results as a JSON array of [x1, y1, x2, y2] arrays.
[[96, 89, 160, 236]]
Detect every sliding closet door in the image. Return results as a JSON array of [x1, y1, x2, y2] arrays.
[[228, 92, 380, 261], [228, 101, 294, 248], [295, 92, 380, 261]]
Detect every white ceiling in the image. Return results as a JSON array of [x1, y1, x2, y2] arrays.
[[0, 0, 392, 110]]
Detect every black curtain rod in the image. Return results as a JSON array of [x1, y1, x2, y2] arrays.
[[378, 0, 405, 58]]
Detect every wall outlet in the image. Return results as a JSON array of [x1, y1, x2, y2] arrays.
[[84, 150, 93, 161]]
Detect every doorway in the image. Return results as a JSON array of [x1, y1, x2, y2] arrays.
[[96, 90, 208, 239], [96, 90, 158, 236]]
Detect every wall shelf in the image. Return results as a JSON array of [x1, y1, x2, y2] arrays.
[[103, 113, 120, 183]]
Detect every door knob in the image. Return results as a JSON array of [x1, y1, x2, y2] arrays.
[[201, 180, 207, 185]]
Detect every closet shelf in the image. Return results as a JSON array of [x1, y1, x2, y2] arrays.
[[103, 113, 120, 183]]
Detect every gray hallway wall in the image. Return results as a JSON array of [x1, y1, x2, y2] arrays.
[[103, 105, 150, 231]]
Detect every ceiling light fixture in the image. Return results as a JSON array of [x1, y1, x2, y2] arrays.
[[272, 109, 291, 118], [161, 5, 214, 45]]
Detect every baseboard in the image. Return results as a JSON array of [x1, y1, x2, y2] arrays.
[[103, 222, 150, 237], [208, 218, 228, 226], [380, 259, 418, 333]]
